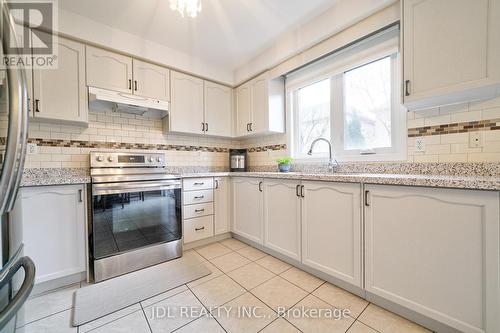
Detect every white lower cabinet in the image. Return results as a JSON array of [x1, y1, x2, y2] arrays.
[[301, 181, 362, 287], [183, 216, 214, 243], [263, 179, 301, 261], [16, 185, 86, 284], [232, 177, 263, 244], [182, 178, 215, 244], [214, 177, 230, 235], [364, 185, 500, 333]]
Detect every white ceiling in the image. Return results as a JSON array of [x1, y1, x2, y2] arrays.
[[58, 0, 338, 70]]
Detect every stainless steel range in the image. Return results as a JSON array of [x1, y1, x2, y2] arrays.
[[89, 152, 182, 282]]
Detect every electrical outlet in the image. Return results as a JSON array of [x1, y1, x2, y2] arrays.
[[415, 137, 425, 152], [469, 132, 484, 148], [27, 143, 38, 155]]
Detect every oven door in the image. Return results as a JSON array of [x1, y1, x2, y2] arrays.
[[91, 179, 182, 261]]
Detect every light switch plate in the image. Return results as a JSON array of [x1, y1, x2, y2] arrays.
[[469, 132, 484, 148], [27, 143, 38, 155], [415, 137, 425, 152]]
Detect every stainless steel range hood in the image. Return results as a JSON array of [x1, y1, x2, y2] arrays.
[[88, 87, 169, 118]]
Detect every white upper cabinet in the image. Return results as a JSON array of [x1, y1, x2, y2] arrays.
[[132, 59, 170, 101], [86, 46, 133, 93], [168, 72, 233, 137], [250, 74, 269, 134], [236, 71, 285, 137], [204, 81, 232, 137], [301, 181, 362, 287], [235, 83, 251, 136], [364, 185, 499, 333], [263, 179, 301, 261], [169, 70, 205, 134], [232, 177, 263, 244], [32, 33, 87, 123], [403, 0, 500, 110]]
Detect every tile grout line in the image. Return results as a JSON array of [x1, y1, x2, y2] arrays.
[[17, 307, 74, 329], [185, 283, 229, 333], [138, 301, 154, 333]]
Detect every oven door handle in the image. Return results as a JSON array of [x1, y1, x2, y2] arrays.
[[92, 181, 181, 195]]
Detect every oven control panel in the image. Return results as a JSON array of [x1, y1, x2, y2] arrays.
[[90, 152, 165, 168]]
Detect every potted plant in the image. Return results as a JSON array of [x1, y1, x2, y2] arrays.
[[277, 157, 293, 172]]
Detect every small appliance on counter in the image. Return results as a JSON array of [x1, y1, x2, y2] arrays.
[[230, 149, 247, 172]]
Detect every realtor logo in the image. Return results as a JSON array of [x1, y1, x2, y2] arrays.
[[2, 0, 58, 68]]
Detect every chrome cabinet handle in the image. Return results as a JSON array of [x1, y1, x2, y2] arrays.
[[35, 99, 40, 112], [128, 79, 132, 90], [364, 190, 370, 206], [195, 208, 205, 212], [78, 189, 83, 202], [300, 185, 305, 198], [194, 195, 204, 199], [214, 179, 219, 189], [195, 226, 205, 231], [194, 182, 204, 185], [258, 181, 263, 192], [134, 80, 138, 91], [296, 184, 301, 197], [205, 123, 208, 132], [405, 80, 411, 96], [249, 123, 253, 131], [201, 122, 205, 131]]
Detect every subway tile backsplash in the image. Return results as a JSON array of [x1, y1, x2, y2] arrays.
[[20, 96, 500, 169], [24, 110, 241, 169]]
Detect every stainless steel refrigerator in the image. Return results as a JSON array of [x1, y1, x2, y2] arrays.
[[0, 0, 34, 332]]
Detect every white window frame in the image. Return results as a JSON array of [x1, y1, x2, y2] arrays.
[[287, 27, 406, 162]]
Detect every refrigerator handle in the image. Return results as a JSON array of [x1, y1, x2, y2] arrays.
[[0, 256, 35, 330], [0, 2, 30, 214]]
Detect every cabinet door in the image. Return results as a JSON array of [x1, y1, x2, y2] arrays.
[[170, 71, 204, 134], [86, 45, 133, 93], [132, 59, 170, 101], [204, 81, 232, 137], [235, 83, 251, 136], [365, 185, 499, 333], [301, 181, 362, 287], [232, 177, 263, 244], [32, 33, 87, 123], [403, 0, 496, 106], [214, 177, 230, 235], [19, 185, 86, 284], [263, 179, 301, 261], [250, 73, 268, 134]]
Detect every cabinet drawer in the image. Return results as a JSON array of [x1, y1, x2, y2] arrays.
[[183, 178, 214, 191], [184, 215, 214, 243], [183, 202, 213, 219], [183, 190, 213, 205]]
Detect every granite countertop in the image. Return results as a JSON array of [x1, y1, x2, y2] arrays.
[[20, 168, 500, 191], [230, 172, 500, 191]]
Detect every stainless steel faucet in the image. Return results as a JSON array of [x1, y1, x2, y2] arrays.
[[307, 138, 338, 171]]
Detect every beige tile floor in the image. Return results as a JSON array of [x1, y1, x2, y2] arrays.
[[15, 238, 433, 333]]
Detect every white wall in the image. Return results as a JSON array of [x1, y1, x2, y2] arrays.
[[234, 0, 399, 85], [57, 9, 234, 85]]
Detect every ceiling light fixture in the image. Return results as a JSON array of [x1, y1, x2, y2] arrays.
[[169, 0, 202, 18]]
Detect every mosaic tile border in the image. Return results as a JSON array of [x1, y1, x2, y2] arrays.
[[247, 144, 287, 152], [408, 118, 500, 137], [0, 138, 287, 153], [25, 138, 229, 152]]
